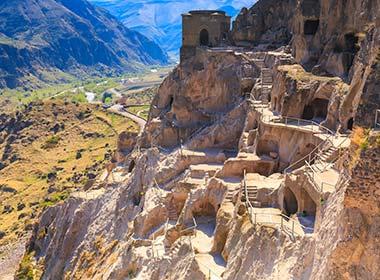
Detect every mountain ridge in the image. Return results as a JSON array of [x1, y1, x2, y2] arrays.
[[0, 0, 168, 89], [89, 0, 256, 58]]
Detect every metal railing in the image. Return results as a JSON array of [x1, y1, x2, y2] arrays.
[[197, 261, 222, 280], [180, 216, 198, 235], [243, 170, 313, 237], [265, 116, 335, 135], [283, 137, 333, 174]]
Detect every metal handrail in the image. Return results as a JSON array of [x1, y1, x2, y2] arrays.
[[267, 116, 335, 135], [197, 261, 222, 280], [284, 136, 333, 174], [181, 216, 198, 234], [243, 170, 313, 236]]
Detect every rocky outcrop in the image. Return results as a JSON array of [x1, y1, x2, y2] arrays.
[[232, 0, 295, 49], [18, 1, 380, 279], [271, 64, 349, 130], [140, 48, 258, 148]]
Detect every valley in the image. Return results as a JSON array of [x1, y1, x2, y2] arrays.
[[0, 67, 171, 279]]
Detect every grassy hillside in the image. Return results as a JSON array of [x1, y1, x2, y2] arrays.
[[0, 100, 138, 247]]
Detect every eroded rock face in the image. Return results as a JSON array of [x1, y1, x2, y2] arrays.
[[232, 0, 295, 49], [21, 1, 380, 279], [140, 48, 257, 148]]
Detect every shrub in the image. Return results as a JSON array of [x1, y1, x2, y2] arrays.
[[0, 184, 17, 193], [42, 135, 61, 149], [15, 252, 35, 280]]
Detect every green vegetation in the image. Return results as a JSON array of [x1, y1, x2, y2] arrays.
[[83, 79, 119, 95], [39, 191, 70, 209], [15, 252, 35, 280], [127, 105, 150, 120], [42, 136, 61, 149], [0, 101, 139, 247]]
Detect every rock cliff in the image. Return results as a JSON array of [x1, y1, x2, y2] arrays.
[[17, 0, 380, 279]]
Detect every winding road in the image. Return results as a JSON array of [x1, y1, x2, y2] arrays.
[[108, 104, 147, 133]]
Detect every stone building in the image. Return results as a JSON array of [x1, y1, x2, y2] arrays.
[[180, 10, 231, 62]]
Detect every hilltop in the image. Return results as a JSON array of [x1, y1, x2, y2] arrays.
[[0, 0, 168, 89]]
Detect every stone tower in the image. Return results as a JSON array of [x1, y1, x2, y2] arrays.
[[180, 10, 231, 62]]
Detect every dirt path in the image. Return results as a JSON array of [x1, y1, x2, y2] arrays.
[[108, 105, 147, 133]]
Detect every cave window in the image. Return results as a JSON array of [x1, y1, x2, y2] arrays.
[[128, 160, 135, 173], [304, 20, 319, 35], [199, 29, 209, 46], [347, 118, 354, 131], [302, 98, 329, 121], [252, 120, 258, 130], [284, 188, 298, 216], [302, 105, 314, 120], [168, 96, 174, 110]]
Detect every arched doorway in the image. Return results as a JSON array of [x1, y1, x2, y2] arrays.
[[301, 189, 316, 217], [302, 98, 329, 121], [284, 188, 298, 216], [347, 117, 354, 131], [199, 29, 209, 46], [302, 105, 314, 120]]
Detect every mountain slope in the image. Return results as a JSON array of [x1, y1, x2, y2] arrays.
[[0, 0, 168, 89], [89, 0, 255, 58]]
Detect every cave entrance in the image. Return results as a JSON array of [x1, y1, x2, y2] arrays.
[[200, 29, 209, 46], [256, 139, 279, 157], [193, 201, 217, 218], [128, 160, 135, 173], [343, 33, 360, 74], [304, 20, 319, 35], [301, 189, 316, 217], [284, 188, 298, 216], [168, 96, 174, 110], [347, 117, 354, 131], [302, 98, 329, 121]]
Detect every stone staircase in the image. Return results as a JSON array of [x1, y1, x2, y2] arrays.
[[261, 68, 273, 100], [166, 239, 183, 259], [252, 58, 265, 69], [167, 203, 179, 221], [241, 184, 261, 207], [224, 186, 239, 204]]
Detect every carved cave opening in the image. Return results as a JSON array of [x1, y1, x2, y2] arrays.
[[343, 33, 360, 74], [301, 189, 316, 217], [168, 96, 174, 110], [284, 187, 298, 216], [304, 20, 319, 35], [128, 160, 135, 173], [347, 117, 354, 131], [256, 139, 279, 157], [193, 201, 217, 218], [200, 29, 209, 46], [302, 98, 329, 121]]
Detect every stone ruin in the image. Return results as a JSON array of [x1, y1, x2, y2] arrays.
[[26, 1, 380, 279]]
